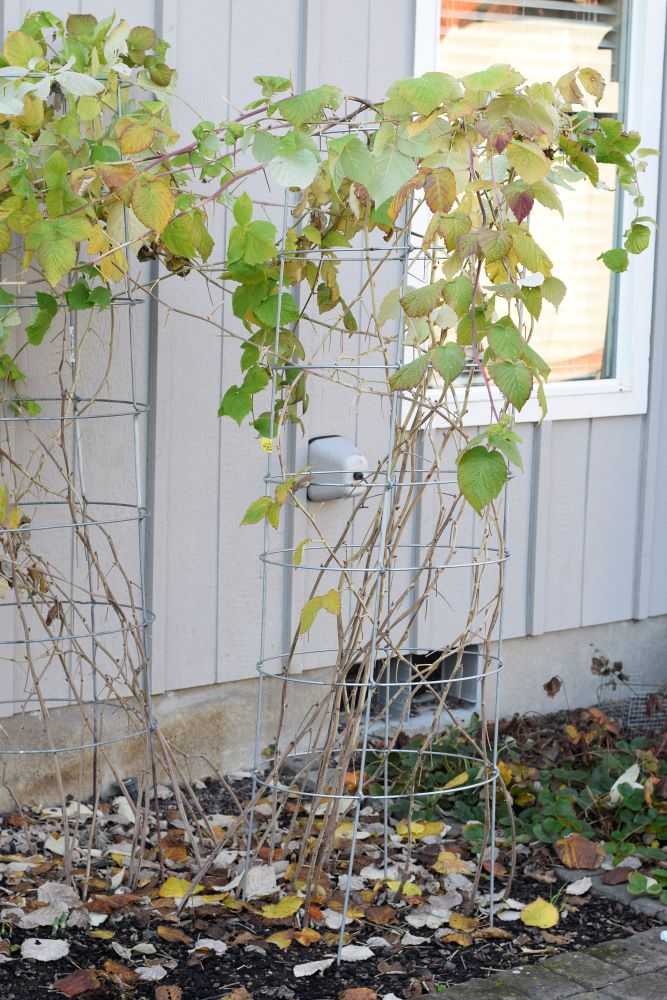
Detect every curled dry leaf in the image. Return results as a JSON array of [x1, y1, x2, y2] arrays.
[[520, 897, 560, 929], [155, 988, 183, 1000], [103, 959, 138, 985], [449, 913, 478, 932], [338, 990, 378, 1000], [565, 876, 592, 896], [222, 990, 253, 1000], [543, 675, 563, 698], [433, 850, 472, 876], [555, 833, 606, 870]]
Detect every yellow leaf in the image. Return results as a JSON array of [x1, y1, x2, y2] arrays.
[[266, 930, 293, 950], [294, 927, 320, 946], [444, 771, 469, 790], [158, 877, 203, 899], [440, 930, 473, 947], [5, 506, 20, 530], [198, 893, 226, 904], [385, 880, 422, 897], [520, 897, 559, 929], [117, 121, 156, 155], [131, 177, 175, 233], [260, 895, 304, 919], [498, 760, 512, 786], [89, 929, 114, 940], [433, 850, 472, 876], [397, 819, 444, 840], [88, 224, 128, 283], [335, 821, 355, 840], [449, 913, 478, 931], [3, 30, 42, 67], [397, 820, 425, 839], [0, 484, 7, 523]]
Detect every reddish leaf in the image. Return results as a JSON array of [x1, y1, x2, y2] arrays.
[[601, 867, 631, 885], [102, 960, 138, 985], [508, 189, 534, 225], [157, 925, 193, 946], [52, 969, 101, 997]]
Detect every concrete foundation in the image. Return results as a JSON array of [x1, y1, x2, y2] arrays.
[[1, 615, 665, 808]]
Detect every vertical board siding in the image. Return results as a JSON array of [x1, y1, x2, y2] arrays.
[[0, 0, 665, 702]]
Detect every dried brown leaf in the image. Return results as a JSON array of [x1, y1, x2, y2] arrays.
[[157, 925, 193, 946], [338, 990, 378, 1000], [543, 675, 562, 698], [601, 867, 631, 885], [555, 833, 605, 870], [52, 969, 101, 997], [102, 960, 138, 985]]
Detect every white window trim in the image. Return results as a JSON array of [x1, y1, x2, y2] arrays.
[[414, 0, 665, 424]]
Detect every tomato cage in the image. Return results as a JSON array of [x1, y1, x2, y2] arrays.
[[197, 168, 511, 962]]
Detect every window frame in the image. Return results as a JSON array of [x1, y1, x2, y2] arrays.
[[414, 0, 665, 424]]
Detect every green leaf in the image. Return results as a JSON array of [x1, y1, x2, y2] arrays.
[[507, 140, 550, 184], [624, 222, 650, 255], [254, 75, 292, 99], [401, 281, 445, 318], [487, 424, 523, 470], [44, 151, 69, 190], [457, 446, 507, 514], [218, 385, 252, 425], [254, 292, 299, 328], [267, 131, 319, 188], [162, 213, 199, 258], [559, 136, 599, 186], [38, 238, 76, 288], [490, 360, 533, 409], [0, 289, 15, 307], [437, 213, 472, 252], [389, 354, 429, 391], [241, 495, 273, 526], [338, 135, 374, 191], [368, 145, 417, 206], [599, 248, 629, 273], [131, 177, 175, 233], [377, 288, 401, 328], [478, 228, 512, 262], [444, 275, 473, 317], [65, 280, 93, 310], [293, 538, 310, 567], [26, 292, 58, 346], [423, 168, 456, 213], [233, 193, 253, 226], [488, 317, 522, 360], [387, 73, 463, 115], [542, 276, 567, 309], [128, 25, 157, 50], [463, 64, 525, 93], [429, 343, 465, 385], [520, 286, 542, 321], [277, 85, 342, 127], [244, 220, 277, 265], [507, 224, 552, 275], [531, 180, 563, 216], [299, 588, 341, 634]]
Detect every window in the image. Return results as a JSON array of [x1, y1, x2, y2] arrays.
[[415, 0, 664, 421]]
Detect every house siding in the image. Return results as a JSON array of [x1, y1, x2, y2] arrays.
[[1, 0, 664, 714]]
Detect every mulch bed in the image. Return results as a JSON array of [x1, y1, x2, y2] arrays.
[[0, 872, 655, 999]]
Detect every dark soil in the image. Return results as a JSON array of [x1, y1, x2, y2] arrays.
[[0, 870, 656, 1000]]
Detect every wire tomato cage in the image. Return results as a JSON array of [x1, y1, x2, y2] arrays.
[[234, 170, 510, 961]]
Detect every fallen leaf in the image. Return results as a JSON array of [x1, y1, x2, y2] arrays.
[[340, 944, 374, 962], [432, 851, 471, 876], [222, 991, 252, 1000], [294, 958, 335, 978], [339, 990, 377, 1000], [474, 926, 513, 941], [565, 877, 592, 896], [158, 877, 203, 899], [439, 930, 473, 947], [555, 833, 605, 870], [541, 930, 573, 945], [601, 867, 631, 885], [396, 820, 444, 840], [52, 969, 101, 997], [260, 895, 304, 920], [443, 771, 469, 790], [266, 930, 293, 951], [157, 925, 193, 946], [295, 927, 321, 946], [22, 938, 70, 962], [367, 905, 397, 925], [190, 938, 228, 956], [136, 966, 167, 982], [245, 865, 278, 900], [102, 960, 138, 984], [449, 913, 478, 931], [520, 897, 559, 929], [609, 763, 643, 805], [155, 988, 183, 1000]]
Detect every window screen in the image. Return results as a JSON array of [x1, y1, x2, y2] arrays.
[[440, 1, 628, 381]]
